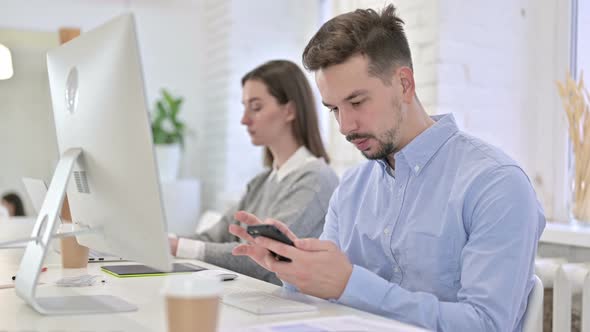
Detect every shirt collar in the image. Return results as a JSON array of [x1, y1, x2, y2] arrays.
[[395, 113, 459, 175], [270, 146, 316, 182], [375, 113, 458, 175], [375, 158, 395, 178]]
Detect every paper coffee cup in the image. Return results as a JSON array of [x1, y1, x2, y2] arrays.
[[162, 274, 222, 332], [58, 223, 89, 269]]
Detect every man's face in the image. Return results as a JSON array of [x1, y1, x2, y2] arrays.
[[316, 54, 405, 160]]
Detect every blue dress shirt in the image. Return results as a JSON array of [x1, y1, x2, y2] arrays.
[[317, 114, 545, 331]]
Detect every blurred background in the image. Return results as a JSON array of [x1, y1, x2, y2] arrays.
[[0, 0, 587, 228]]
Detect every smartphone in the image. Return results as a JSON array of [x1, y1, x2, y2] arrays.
[[246, 225, 294, 262]]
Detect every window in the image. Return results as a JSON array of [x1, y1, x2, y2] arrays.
[[566, 0, 590, 223], [573, 0, 589, 77]]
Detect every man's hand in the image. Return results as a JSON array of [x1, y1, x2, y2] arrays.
[[229, 211, 353, 300], [228, 211, 297, 271], [168, 235, 179, 256], [262, 237, 353, 299]]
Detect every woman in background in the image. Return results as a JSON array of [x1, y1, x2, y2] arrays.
[[170, 60, 338, 285], [1, 193, 25, 217]]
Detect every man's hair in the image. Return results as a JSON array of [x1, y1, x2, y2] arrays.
[[302, 4, 412, 83], [241, 60, 330, 167]]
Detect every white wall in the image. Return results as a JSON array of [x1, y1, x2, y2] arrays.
[[437, 1, 530, 164], [0, 0, 206, 214], [0, 30, 59, 216], [436, 0, 571, 221]]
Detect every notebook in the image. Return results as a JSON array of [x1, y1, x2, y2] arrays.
[[101, 262, 206, 278]]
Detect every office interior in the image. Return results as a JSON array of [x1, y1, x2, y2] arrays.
[[0, 0, 589, 331]]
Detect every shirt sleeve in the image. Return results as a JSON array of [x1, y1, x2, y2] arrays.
[[176, 238, 206, 259], [319, 185, 340, 245], [337, 166, 544, 331], [282, 184, 341, 292], [189, 201, 242, 243]]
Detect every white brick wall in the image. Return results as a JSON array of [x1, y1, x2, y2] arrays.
[[186, 0, 232, 211], [436, 0, 571, 221], [437, 1, 530, 166]]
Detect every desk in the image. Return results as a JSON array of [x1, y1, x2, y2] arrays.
[[0, 249, 423, 331]]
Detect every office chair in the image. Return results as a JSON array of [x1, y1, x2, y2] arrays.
[[522, 275, 544, 332]]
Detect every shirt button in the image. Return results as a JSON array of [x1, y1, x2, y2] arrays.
[[393, 267, 399, 272], [414, 165, 420, 173], [383, 228, 390, 235], [397, 189, 403, 196]]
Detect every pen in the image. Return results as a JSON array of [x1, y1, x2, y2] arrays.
[[12, 267, 47, 281]]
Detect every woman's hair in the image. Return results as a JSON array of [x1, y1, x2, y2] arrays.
[[241, 60, 330, 167], [2, 192, 25, 216]]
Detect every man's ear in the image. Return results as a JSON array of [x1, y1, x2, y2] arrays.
[[398, 67, 415, 103], [284, 101, 296, 122]]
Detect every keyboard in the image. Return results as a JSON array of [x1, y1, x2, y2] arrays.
[[222, 287, 317, 315]]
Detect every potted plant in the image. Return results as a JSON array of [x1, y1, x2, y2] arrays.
[[151, 88, 187, 182]]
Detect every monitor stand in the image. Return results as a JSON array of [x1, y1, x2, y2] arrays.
[[14, 148, 137, 315]]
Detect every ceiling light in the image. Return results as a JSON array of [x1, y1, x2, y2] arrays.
[[0, 43, 14, 80]]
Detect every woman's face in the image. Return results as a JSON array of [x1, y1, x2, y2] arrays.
[[1, 199, 14, 217], [241, 79, 293, 146]]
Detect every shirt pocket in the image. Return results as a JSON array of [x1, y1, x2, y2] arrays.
[[400, 231, 461, 297]]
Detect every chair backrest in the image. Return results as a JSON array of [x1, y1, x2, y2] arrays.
[[522, 275, 544, 332]]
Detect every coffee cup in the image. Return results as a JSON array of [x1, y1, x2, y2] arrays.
[[59, 223, 89, 268], [162, 274, 222, 332]]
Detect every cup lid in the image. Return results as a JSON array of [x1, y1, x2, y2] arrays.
[[161, 274, 222, 298]]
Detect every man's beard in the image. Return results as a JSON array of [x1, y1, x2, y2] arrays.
[[364, 128, 398, 159], [345, 98, 403, 160], [346, 129, 397, 160]]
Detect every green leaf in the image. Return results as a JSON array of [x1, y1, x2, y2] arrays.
[[151, 88, 190, 146]]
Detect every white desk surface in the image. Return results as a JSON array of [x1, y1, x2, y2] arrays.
[[0, 248, 423, 331]]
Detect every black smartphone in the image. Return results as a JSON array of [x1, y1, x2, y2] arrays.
[[246, 224, 294, 262]]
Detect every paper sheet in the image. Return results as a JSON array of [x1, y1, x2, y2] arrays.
[[223, 315, 428, 332]]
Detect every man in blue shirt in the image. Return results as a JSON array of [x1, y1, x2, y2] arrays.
[[229, 4, 545, 331]]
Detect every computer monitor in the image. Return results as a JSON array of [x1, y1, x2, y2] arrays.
[[15, 13, 172, 315]]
